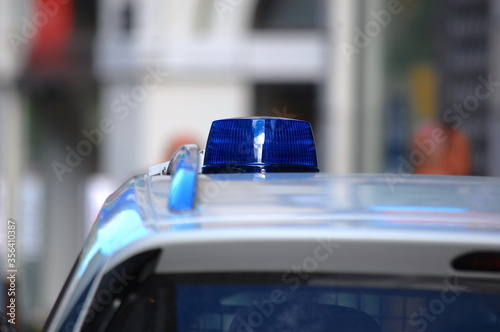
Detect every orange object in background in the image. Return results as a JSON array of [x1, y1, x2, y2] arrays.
[[164, 134, 199, 162], [413, 121, 472, 175], [409, 64, 472, 176]]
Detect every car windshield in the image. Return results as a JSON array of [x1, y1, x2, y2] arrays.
[[97, 273, 500, 332]]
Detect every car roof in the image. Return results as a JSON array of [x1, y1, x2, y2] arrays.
[[76, 172, 500, 275], [87, 173, 500, 261], [48, 173, 500, 332], [149, 173, 500, 230]]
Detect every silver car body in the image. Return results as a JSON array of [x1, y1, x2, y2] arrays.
[[44, 170, 500, 331]]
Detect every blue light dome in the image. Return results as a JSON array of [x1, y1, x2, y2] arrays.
[[202, 117, 319, 174]]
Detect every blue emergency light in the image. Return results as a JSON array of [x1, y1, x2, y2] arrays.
[[202, 117, 319, 174]]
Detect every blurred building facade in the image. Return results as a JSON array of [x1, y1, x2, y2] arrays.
[[0, 0, 31, 328], [2, 0, 500, 330], [94, 0, 387, 184]]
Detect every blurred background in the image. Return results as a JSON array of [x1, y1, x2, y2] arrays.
[[1, 0, 500, 330]]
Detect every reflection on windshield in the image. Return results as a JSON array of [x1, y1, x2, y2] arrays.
[[177, 284, 500, 332]]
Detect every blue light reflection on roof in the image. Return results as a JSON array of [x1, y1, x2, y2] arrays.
[[97, 187, 137, 225], [371, 205, 470, 231], [371, 205, 468, 213], [372, 219, 470, 231], [76, 177, 150, 279], [98, 210, 150, 255], [171, 222, 198, 231]]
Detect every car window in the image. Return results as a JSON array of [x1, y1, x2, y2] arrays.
[[90, 273, 500, 332]]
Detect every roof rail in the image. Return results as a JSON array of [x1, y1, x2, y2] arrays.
[[167, 144, 200, 213]]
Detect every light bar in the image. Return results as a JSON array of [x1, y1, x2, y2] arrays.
[[202, 117, 319, 174]]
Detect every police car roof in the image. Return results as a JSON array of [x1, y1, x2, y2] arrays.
[[54, 173, 499, 330], [86, 173, 500, 264], [148, 173, 500, 228], [76, 172, 499, 273]]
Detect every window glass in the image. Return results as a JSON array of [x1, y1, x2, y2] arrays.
[[252, 0, 323, 30], [109, 274, 500, 332]]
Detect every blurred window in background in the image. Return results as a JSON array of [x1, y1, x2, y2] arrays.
[[385, 0, 491, 176], [251, 0, 323, 137], [253, 0, 323, 31], [436, 0, 489, 175], [254, 84, 317, 126]]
